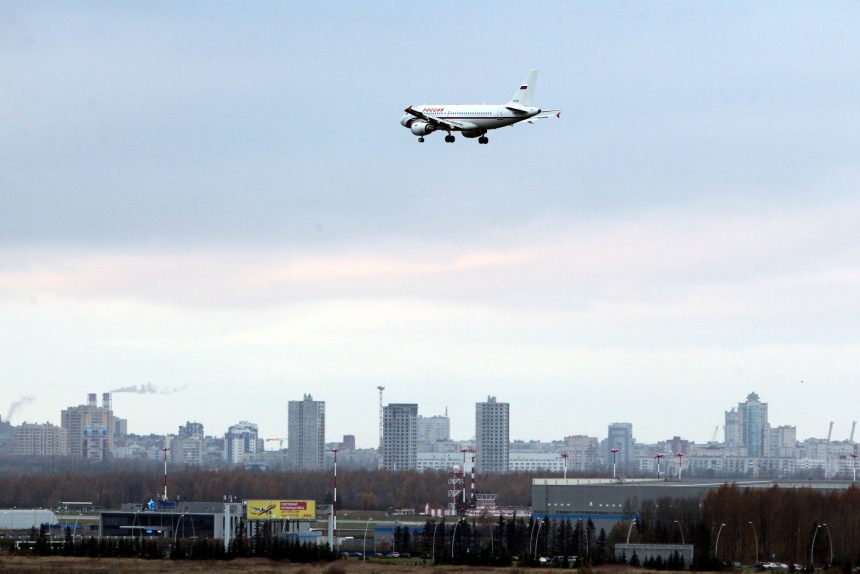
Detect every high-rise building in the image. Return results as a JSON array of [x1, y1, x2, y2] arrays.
[[417, 413, 451, 444], [382, 403, 418, 470], [13, 422, 69, 456], [114, 418, 128, 437], [171, 421, 205, 465], [476, 396, 509, 474], [724, 408, 742, 447], [224, 421, 260, 465], [607, 422, 634, 475], [61, 393, 114, 461], [0, 416, 13, 456], [727, 392, 770, 457], [178, 421, 204, 438], [563, 435, 600, 472], [288, 394, 326, 470], [767, 425, 797, 458]]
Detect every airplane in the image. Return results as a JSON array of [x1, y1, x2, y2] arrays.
[[250, 503, 276, 517], [400, 69, 560, 144]]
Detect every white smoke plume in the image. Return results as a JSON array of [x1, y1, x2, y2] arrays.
[[110, 383, 185, 395], [5, 395, 34, 422]]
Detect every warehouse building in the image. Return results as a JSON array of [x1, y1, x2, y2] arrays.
[[531, 477, 855, 533]]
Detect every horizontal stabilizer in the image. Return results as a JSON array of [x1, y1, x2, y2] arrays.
[[506, 104, 530, 114]]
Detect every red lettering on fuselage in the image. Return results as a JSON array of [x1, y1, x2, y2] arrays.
[[423, 107, 444, 113]]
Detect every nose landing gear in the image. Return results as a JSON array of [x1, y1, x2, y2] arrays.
[[418, 137, 425, 143]]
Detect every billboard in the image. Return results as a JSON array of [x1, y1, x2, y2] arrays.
[[246, 499, 316, 520]]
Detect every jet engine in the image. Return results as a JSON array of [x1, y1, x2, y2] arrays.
[[410, 121, 435, 136]]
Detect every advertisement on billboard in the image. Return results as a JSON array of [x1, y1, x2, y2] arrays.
[[246, 499, 316, 520]]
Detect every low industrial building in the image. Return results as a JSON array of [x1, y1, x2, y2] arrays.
[[531, 477, 856, 533], [99, 501, 243, 541], [0, 509, 59, 530], [100, 500, 319, 543]]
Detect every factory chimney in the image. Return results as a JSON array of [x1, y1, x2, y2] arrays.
[[87, 393, 97, 407], [102, 392, 112, 411]]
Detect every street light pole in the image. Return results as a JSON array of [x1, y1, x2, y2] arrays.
[[823, 523, 833, 566], [561, 451, 569, 480], [655, 453, 664, 479], [528, 519, 538, 557], [362, 517, 373, 561], [748, 521, 759, 564], [676, 452, 684, 480], [851, 453, 857, 482], [451, 519, 462, 559], [674, 520, 685, 545], [430, 520, 440, 565], [534, 519, 544, 559], [811, 523, 823, 568], [626, 518, 637, 544], [174, 514, 186, 544], [714, 522, 726, 559]]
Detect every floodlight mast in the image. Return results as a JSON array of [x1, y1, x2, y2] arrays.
[[332, 447, 339, 550], [610, 448, 619, 479], [161, 447, 170, 501]]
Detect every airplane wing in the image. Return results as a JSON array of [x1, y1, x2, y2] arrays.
[[404, 106, 475, 131]]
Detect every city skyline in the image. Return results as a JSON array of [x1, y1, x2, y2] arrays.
[[3, 3, 860, 448], [2, 388, 855, 450]]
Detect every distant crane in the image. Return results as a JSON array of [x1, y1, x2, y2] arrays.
[[711, 426, 719, 443], [266, 437, 287, 450], [827, 421, 834, 442], [850, 421, 857, 443]]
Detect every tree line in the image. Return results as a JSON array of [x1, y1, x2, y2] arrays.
[[7, 523, 336, 563], [0, 462, 537, 509], [611, 485, 860, 571]]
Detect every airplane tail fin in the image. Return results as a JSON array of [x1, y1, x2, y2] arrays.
[[509, 69, 538, 107]]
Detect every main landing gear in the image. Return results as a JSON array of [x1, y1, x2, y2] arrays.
[[478, 136, 489, 144], [444, 134, 455, 143], [418, 137, 425, 143]]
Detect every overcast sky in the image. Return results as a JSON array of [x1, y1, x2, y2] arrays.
[[2, 2, 859, 447]]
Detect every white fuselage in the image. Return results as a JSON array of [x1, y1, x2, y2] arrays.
[[402, 104, 541, 135]]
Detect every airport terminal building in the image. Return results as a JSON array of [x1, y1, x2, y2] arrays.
[[99, 501, 243, 540]]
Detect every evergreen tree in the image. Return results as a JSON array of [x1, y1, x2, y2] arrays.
[[594, 527, 607, 564]]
